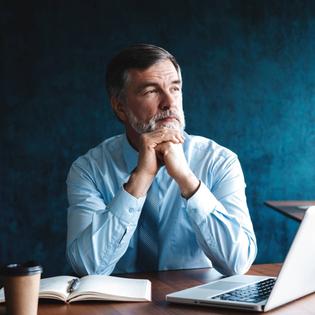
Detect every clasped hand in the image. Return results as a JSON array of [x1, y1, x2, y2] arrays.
[[137, 127, 188, 180], [125, 128, 200, 198]]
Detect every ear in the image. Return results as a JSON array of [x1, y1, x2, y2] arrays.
[[111, 96, 128, 123]]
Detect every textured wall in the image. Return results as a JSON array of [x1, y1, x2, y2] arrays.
[[1, 0, 315, 276]]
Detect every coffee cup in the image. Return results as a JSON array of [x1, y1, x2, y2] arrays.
[[1, 262, 42, 315]]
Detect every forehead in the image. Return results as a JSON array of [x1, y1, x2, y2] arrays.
[[127, 59, 180, 86]]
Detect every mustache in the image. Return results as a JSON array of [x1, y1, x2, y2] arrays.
[[150, 110, 181, 123]]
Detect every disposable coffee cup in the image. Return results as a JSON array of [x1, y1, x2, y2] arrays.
[[1, 262, 42, 315]]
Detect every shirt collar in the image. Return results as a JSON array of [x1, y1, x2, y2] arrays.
[[183, 131, 190, 151], [122, 133, 139, 173]]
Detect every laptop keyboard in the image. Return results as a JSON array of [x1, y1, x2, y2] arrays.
[[212, 278, 276, 303]]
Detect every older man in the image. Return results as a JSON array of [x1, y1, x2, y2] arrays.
[[66, 44, 257, 276]]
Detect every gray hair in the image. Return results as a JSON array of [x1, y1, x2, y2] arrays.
[[105, 44, 181, 101]]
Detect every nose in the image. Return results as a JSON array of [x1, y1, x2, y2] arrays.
[[159, 91, 175, 111]]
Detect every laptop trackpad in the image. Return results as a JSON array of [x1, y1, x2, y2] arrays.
[[202, 281, 245, 291]]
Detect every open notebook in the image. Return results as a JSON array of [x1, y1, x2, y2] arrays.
[[0, 274, 151, 303]]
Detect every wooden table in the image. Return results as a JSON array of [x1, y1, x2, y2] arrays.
[[2, 264, 315, 314], [265, 200, 315, 221]]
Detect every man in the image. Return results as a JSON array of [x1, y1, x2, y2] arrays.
[[66, 44, 257, 276]]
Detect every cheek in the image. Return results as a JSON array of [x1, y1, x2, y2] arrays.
[[178, 94, 183, 106], [126, 93, 163, 121], [130, 105, 157, 123], [173, 94, 183, 108]]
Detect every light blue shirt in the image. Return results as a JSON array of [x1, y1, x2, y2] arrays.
[[66, 133, 257, 276]]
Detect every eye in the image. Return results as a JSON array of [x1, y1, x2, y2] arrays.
[[144, 89, 158, 95], [171, 86, 181, 92]]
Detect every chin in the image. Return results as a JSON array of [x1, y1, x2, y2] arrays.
[[157, 121, 181, 130]]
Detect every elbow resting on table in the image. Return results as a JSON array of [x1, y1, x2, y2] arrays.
[[66, 240, 114, 276], [215, 240, 257, 276]]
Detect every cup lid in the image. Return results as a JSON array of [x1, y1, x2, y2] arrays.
[[1, 261, 43, 276]]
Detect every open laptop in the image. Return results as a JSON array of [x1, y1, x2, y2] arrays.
[[166, 206, 315, 312]]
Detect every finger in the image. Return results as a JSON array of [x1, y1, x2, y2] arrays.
[[140, 129, 184, 150], [152, 128, 184, 143]]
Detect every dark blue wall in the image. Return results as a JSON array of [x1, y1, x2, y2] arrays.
[[1, 0, 315, 277]]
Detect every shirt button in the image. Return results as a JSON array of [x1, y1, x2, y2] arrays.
[[129, 208, 134, 213]]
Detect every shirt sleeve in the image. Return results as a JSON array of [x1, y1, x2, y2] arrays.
[[66, 160, 145, 276], [185, 155, 257, 276]]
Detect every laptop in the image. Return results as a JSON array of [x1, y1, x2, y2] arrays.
[[166, 206, 315, 312]]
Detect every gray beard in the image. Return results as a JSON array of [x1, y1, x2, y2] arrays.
[[125, 109, 186, 134]]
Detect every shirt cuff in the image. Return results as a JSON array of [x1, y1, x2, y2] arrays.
[[186, 181, 218, 225], [108, 186, 146, 224]]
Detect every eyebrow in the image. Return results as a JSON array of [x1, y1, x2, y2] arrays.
[[135, 80, 182, 93]]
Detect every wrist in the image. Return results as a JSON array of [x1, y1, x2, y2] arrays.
[[124, 168, 155, 198], [174, 171, 200, 199]]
